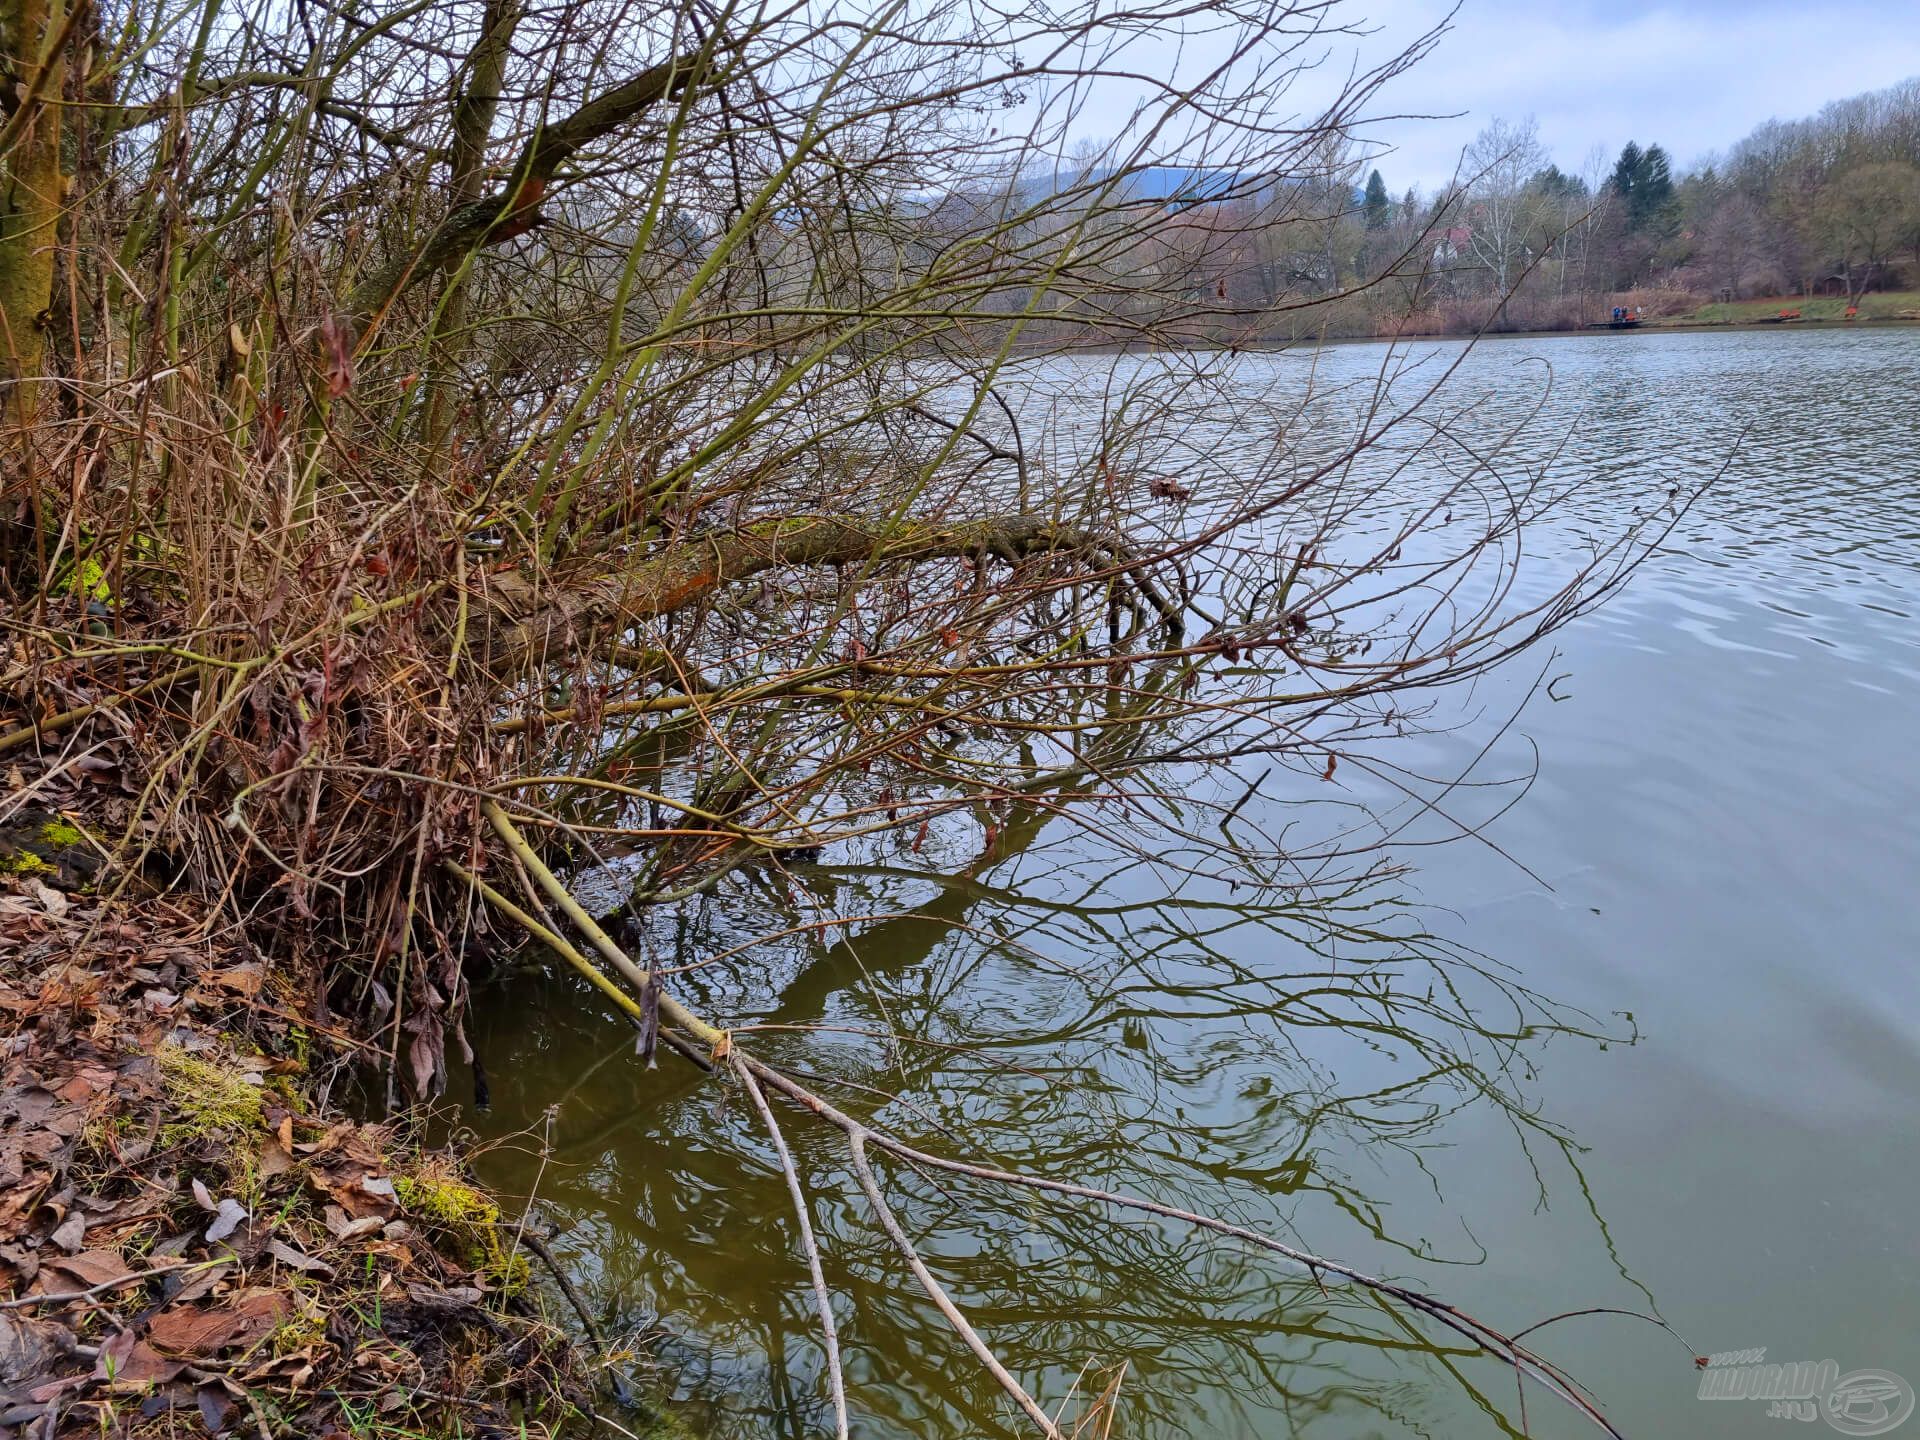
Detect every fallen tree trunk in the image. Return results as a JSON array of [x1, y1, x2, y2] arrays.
[[486, 513, 1174, 673]]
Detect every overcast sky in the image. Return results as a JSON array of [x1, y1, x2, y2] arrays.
[[1295, 0, 1920, 191]]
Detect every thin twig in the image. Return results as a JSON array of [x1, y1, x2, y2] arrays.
[[0, 1258, 223, 1312], [847, 1131, 1064, 1440], [735, 1055, 850, 1440]]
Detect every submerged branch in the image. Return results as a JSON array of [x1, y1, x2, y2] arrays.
[[463, 806, 1626, 1438]]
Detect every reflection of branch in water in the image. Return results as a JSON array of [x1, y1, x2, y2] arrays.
[[470, 960, 1633, 1439], [763, 786, 1087, 1026], [732, 806, 1623, 1259], [465, 767, 1655, 1434], [466, 806, 1638, 1440]]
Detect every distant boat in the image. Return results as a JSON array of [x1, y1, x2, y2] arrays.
[[1587, 305, 1643, 330]]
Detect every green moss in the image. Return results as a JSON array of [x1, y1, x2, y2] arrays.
[[37, 818, 85, 848], [0, 817, 92, 878], [270, 1306, 327, 1356], [73, 557, 112, 602], [394, 1164, 529, 1294], [155, 1044, 267, 1145]]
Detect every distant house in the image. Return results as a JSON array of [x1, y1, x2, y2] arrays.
[[1434, 227, 1473, 264]]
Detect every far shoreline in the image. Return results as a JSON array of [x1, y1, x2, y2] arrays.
[[1013, 314, 1920, 358]]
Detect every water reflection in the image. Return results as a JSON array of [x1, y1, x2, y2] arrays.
[[464, 328, 1920, 1440], [467, 801, 1637, 1438]]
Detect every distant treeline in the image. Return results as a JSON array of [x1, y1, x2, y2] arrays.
[[1360, 75, 1920, 333], [788, 76, 1920, 343]]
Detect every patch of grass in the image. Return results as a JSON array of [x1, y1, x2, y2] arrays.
[[270, 1302, 328, 1356], [1673, 291, 1920, 326]]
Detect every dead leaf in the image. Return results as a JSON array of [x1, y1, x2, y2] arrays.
[[205, 1198, 248, 1243], [146, 1290, 287, 1356], [635, 973, 661, 1070], [212, 961, 263, 997], [95, 1328, 184, 1388], [266, 1240, 332, 1278], [255, 1134, 295, 1179], [196, 1380, 235, 1433], [0, 1312, 76, 1387], [36, 1249, 128, 1293], [26, 1370, 89, 1404], [23, 878, 67, 917], [321, 1205, 384, 1241], [317, 315, 354, 399], [167, 1259, 232, 1307], [48, 1210, 86, 1253], [90, 1326, 133, 1379]]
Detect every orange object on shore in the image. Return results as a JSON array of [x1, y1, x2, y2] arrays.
[[1845, 305, 1859, 320]]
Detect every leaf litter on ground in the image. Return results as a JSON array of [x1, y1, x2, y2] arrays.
[[0, 840, 592, 1438]]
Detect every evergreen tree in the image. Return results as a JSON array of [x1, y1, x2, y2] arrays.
[[1634, 144, 1675, 229], [1610, 141, 1644, 203], [1364, 169, 1390, 230], [1608, 141, 1677, 233], [1529, 164, 1588, 202]]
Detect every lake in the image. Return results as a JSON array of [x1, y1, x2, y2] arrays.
[[462, 326, 1920, 1438]]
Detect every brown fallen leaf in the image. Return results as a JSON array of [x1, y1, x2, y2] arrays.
[[321, 1204, 384, 1241], [208, 962, 264, 997], [35, 1249, 128, 1293], [0, 1312, 77, 1387], [23, 878, 67, 917], [266, 1239, 332, 1278], [166, 1258, 233, 1306], [146, 1289, 288, 1356], [53, 1067, 112, 1104], [310, 1172, 395, 1221], [95, 1329, 185, 1389], [48, 1210, 86, 1253], [197, 1380, 236, 1433], [255, 1133, 296, 1179], [25, 1370, 89, 1404]]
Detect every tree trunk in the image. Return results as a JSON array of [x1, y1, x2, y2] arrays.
[[0, 0, 65, 405], [422, 0, 523, 463], [484, 514, 1162, 673]]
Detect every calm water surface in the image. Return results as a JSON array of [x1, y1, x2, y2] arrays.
[[464, 328, 1920, 1438]]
